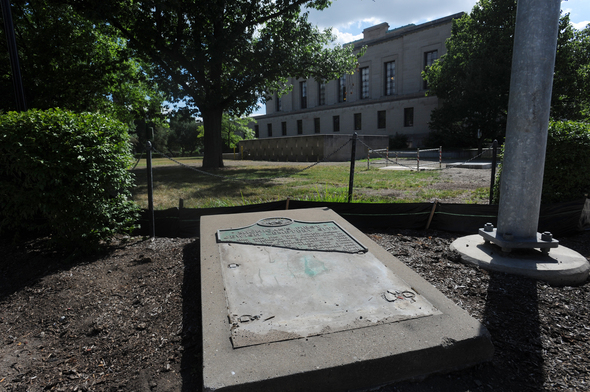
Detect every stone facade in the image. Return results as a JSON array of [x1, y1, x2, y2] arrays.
[[251, 13, 463, 148], [239, 134, 388, 162]]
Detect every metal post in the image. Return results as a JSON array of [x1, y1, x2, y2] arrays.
[[367, 147, 370, 170], [439, 146, 442, 169], [348, 133, 358, 203], [496, 0, 561, 241], [146, 141, 155, 238], [1, 0, 27, 111], [416, 148, 420, 171], [489, 140, 498, 204]]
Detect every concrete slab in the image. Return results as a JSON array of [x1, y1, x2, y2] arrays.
[[379, 165, 438, 171], [201, 208, 494, 392], [446, 162, 492, 169], [451, 234, 590, 286]]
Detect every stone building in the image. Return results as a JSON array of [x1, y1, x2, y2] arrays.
[[251, 13, 463, 148]]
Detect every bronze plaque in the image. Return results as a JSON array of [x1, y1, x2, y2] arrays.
[[217, 217, 367, 253]]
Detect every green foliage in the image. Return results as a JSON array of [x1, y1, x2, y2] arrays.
[[423, 0, 516, 147], [0, 0, 166, 126], [63, 0, 360, 169], [0, 109, 140, 251], [389, 133, 409, 150], [167, 108, 202, 156], [492, 121, 590, 204], [423, 0, 589, 148], [222, 115, 256, 152], [543, 121, 590, 203], [552, 16, 590, 121]]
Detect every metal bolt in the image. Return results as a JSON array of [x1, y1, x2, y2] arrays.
[[541, 231, 553, 241], [484, 223, 494, 232]]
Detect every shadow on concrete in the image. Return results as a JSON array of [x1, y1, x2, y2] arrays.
[[181, 240, 204, 391], [373, 271, 544, 392]]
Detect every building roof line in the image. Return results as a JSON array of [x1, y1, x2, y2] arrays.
[[348, 12, 465, 49]]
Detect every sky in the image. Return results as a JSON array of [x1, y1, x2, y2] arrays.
[[251, 0, 590, 116]]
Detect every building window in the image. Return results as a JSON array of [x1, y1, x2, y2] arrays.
[[333, 115, 340, 132], [300, 81, 307, 109], [314, 118, 320, 134], [423, 50, 438, 89], [267, 123, 273, 137], [254, 125, 259, 138], [354, 113, 362, 131], [275, 95, 282, 112], [360, 67, 369, 99], [297, 120, 303, 135], [339, 75, 347, 102], [384, 61, 396, 96], [281, 121, 287, 136], [318, 82, 326, 106], [377, 111, 386, 129], [404, 108, 414, 127]]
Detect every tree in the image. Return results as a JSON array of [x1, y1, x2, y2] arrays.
[[61, 0, 360, 169], [423, 0, 588, 148], [0, 0, 166, 125], [552, 19, 590, 121], [221, 114, 256, 152], [167, 108, 202, 156]]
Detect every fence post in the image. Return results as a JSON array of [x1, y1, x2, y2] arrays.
[[489, 139, 499, 204], [146, 141, 155, 238], [439, 146, 442, 169], [348, 133, 358, 203], [367, 147, 370, 170], [417, 148, 420, 171]]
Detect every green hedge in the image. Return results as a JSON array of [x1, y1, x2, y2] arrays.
[[542, 120, 590, 203], [0, 109, 139, 250], [493, 120, 590, 204]]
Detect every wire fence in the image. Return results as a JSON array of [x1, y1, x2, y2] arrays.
[[141, 136, 496, 183], [136, 134, 499, 230]]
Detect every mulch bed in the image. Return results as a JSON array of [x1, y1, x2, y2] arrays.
[[1, 228, 589, 392]]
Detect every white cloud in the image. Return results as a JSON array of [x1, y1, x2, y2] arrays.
[[572, 20, 589, 30], [307, 0, 478, 31], [331, 28, 364, 45]]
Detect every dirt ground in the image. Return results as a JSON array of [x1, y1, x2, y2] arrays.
[[1, 166, 589, 392]]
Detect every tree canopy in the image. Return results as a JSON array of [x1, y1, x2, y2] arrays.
[[0, 0, 166, 125], [60, 0, 360, 168], [423, 0, 590, 148]]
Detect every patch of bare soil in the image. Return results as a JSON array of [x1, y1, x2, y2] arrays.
[[1, 225, 588, 392]]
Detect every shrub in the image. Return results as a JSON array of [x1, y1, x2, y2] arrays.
[[542, 120, 590, 203], [389, 133, 409, 150], [492, 120, 590, 204], [0, 109, 139, 250]]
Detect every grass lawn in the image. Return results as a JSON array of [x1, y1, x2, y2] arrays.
[[130, 157, 489, 209]]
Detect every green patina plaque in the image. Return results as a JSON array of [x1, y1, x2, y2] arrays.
[[217, 217, 367, 253]]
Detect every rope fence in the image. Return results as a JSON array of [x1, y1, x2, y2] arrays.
[[138, 135, 500, 236]]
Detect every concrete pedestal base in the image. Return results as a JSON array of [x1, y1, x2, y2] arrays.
[[201, 208, 494, 392], [451, 235, 589, 286]]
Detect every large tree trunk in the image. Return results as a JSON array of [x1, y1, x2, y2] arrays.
[[201, 106, 224, 169]]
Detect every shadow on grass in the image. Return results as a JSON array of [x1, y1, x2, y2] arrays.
[[131, 165, 303, 189]]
